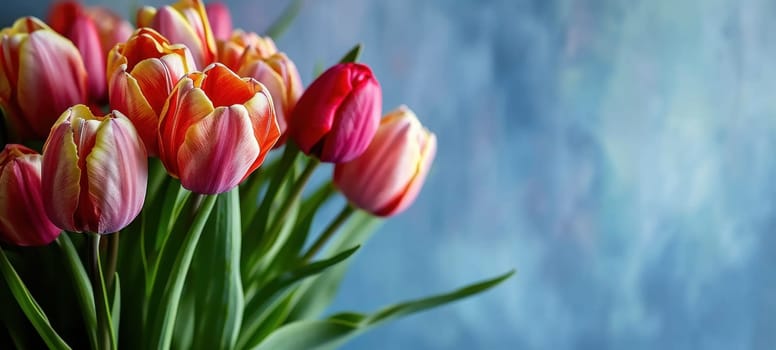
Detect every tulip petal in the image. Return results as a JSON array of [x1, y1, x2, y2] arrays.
[[68, 15, 106, 101], [152, 6, 208, 67], [377, 131, 437, 216], [17, 30, 86, 137], [158, 79, 214, 175], [242, 89, 279, 176], [321, 77, 381, 162], [177, 106, 260, 194], [108, 68, 158, 154], [41, 122, 81, 231], [199, 64, 254, 107], [85, 117, 147, 233]]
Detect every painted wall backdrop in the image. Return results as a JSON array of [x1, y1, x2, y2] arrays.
[[5, 0, 776, 349]]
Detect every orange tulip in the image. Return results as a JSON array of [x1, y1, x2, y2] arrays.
[[236, 38, 302, 147], [216, 30, 277, 72], [41, 105, 147, 234], [158, 63, 279, 194], [334, 106, 436, 217], [0, 17, 87, 141], [107, 28, 197, 155], [0, 144, 61, 246], [137, 0, 217, 68]]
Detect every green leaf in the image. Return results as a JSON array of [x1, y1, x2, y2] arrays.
[[57, 234, 97, 350], [190, 189, 244, 350], [338, 44, 362, 64], [238, 246, 360, 349], [0, 247, 71, 350], [146, 194, 217, 350], [286, 211, 382, 322], [265, 0, 304, 40], [254, 270, 515, 350]]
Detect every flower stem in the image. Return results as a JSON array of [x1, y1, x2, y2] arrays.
[[104, 232, 119, 292], [88, 234, 109, 350], [302, 203, 356, 263]]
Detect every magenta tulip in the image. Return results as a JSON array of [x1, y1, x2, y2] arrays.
[[0, 144, 61, 246], [334, 106, 436, 217], [41, 105, 147, 234], [290, 62, 381, 163]]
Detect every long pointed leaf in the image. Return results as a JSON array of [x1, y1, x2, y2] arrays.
[[0, 247, 71, 350], [57, 234, 97, 350], [254, 270, 515, 350]]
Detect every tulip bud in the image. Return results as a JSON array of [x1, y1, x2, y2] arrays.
[[0, 17, 87, 141], [137, 0, 217, 68], [334, 106, 436, 217], [237, 42, 302, 147], [290, 63, 381, 163], [158, 63, 279, 194], [84, 7, 134, 55], [41, 105, 147, 234], [205, 2, 232, 41], [47, 1, 107, 103], [0, 144, 61, 246], [107, 28, 197, 155]]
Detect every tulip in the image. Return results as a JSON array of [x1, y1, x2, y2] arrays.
[[41, 105, 147, 234], [84, 7, 134, 55], [237, 42, 302, 147], [47, 1, 107, 103], [107, 27, 197, 155], [290, 62, 382, 163], [0, 17, 87, 141], [158, 63, 279, 194], [138, 0, 217, 68], [334, 106, 437, 217], [0, 144, 61, 246], [216, 30, 277, 72], [205, 2, 232, 41]]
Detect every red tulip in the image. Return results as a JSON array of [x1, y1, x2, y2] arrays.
[[334, 106, 436, 217], [0, 144, 61, 246], [290, 63, 381, 163], [138, 0, 217, 68], [205, 1, 232, 41], [237, 41, 302, 147], [41, 105, 147, 234], [0, 17, 87, 141], [47, 1, 106, 103], [158, 63, 279, 194], [107, 28, 197, 155]]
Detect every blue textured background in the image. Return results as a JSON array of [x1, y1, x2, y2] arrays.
[[9, 0, 776, 348]]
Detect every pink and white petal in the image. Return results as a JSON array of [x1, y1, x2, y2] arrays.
[[177, 106, 259, 194], [151, 6, 207, 67], [85, 117, 147, 233], [377, 132, 437, 217]]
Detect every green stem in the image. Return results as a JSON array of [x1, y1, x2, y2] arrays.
[[88, 234, 109, 350], [246, 157, 319, 278], [104, 232, 119, 292], [301, 204, 356, 262]]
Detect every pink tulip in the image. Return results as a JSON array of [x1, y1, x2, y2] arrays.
[[0, 17, 87, 141], [290, 63, 381, 163], [107, 28, 197, 155], [157, 63, 279, 194], [47, 1, 107, 103], [41, 105, 147, 234], [334, 106, 437, 217], [84, 7, 134, 56], [0, 144, 61, 246], [138, 0, 217, 68], [205, 2, 233, 41]]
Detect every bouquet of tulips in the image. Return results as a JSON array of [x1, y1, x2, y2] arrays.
[[0, 1, 512, 349]]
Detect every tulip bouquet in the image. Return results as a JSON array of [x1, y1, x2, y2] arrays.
[[0, 0, 512, 349]]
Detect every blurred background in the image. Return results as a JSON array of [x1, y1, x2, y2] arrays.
[[6, 0, 776, 349]]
